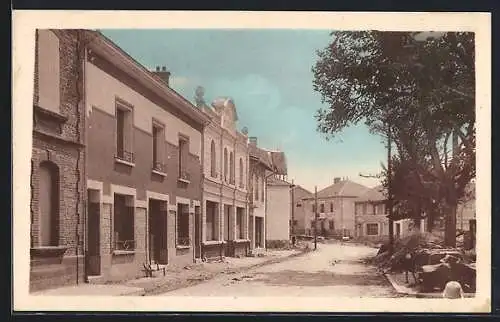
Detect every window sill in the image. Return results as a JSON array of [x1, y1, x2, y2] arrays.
[[113, 250, 136, 256], [115, 158, 135, 167], [176, 245, 191, 250], [178, 178, 191, 184], [30, 246, 68, 258], [202, 240, 224, 246], [233, 239, 250, 243], [34, 105, 68, 124], [152, 169, 167, 177]]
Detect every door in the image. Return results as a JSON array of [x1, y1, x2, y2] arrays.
[[255, 217, 262, 248], [87, 200, 101, 276], [194, 206, 201, 258], [149, 200, 168, 264], [395, 223, 401, 238]]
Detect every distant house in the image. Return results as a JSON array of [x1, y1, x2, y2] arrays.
[[303, 177, 370, 238], [354, 185, 389, 240], [291, 185, 313, 235]]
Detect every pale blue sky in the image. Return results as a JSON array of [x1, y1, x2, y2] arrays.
[[102, 29, 386, 192]]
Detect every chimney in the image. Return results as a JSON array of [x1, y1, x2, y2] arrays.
[[334, 177, 341, 184], [249, 137, 258, 146], [152, 65, 171, 86]]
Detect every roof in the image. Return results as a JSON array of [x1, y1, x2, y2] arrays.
[[316, 180, 370, 198], [356, 185, 386, 203], [249, 145, 273, 170], [87, 30, 210, 126], [267, 176, 291, 186], [268, 151, 287, 175], [249, 145, 288, 175], [294, 185, 313, 199]]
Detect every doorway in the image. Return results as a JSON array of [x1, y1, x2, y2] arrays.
[[255, 217, 263, 248], [395, 223, 401, 239], [86, 189, 101, 276], [194, 205, 201, 259], [148, 199, 168, 264]]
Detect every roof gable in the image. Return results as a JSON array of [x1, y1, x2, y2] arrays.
[[317, 180, 369, 198]]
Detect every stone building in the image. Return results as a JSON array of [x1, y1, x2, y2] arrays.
[[303, 177, 369, 238], [83, 31, 208, 282], [30, 29, 87, 292], [199, 97, 250, 259]]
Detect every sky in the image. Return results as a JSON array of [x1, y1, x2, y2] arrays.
[[102, 29, 387, 192]]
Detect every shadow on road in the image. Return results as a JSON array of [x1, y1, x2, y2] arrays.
[[249, 270, 390, 287]]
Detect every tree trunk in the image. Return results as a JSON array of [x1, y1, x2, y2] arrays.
[[444, 203, 458, 247]]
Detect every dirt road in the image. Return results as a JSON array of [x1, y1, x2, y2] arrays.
[[159, 242, 398, 297]]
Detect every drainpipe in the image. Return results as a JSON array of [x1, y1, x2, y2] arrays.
[[219, 128, 224, 259], [74, 30, 86, 285], [197, 122, 205, 263]]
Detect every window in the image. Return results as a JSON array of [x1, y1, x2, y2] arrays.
[[152, 121, 165, 173], [113, 194, 135, 250], [115, 103, 134, 164], [224, 148, 228, 182], [210, 140, 217, 178], [366, 223, 379, 236], [38, 161, 59, 246], [36, 30, 60, 113], [312, 204, 316, 212], [206, 201, 218, 241], [239, 158, 244, 188], [375, 204, 385, 215], [229, 151, 235, 184], [255, 174, 259, 201], [178, 136, 190, 182], [177, 203, 190, 246], [330, 202, 334, 212], [236, 208, 245, 239], [366, 203, 374, 215], [320, 203, 325, 213], [329, 220, 335, 230], [362, 203, 367, 215]]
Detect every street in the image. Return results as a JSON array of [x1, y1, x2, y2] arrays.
[[159, 243, 398, 297]]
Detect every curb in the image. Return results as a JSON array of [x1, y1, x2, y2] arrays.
[[142, 249, 311, 296]]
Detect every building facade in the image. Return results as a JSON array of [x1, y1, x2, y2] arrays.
[[248, 139, 271, 250], [199, 97, 250, 260], [354, 185, 389, 241], [30, 29, 87, 292], [266, 176, 292, 248], [303, 178, 369, 238], [291, 185, 312, 235], [84, 31, 208, 282]]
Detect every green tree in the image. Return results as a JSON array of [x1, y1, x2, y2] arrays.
[[312, 31, 475, 247]]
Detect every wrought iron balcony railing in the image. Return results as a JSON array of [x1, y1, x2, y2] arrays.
[[152, 161, 166, 173], [115, 150, 135, 164], [114, 239, 135, 251], [179, 170, 191, 182], [177, 236, 190, 247]]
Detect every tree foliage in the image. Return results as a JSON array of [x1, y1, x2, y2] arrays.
[[312, 31, 475, 246]]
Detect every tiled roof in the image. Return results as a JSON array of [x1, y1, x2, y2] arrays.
[[356, 185, 386, 202], [316, 180, 370, 198], [294, 185, 313, 199], [249, 146, 288, 176], [267, 176, 291, 186]]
